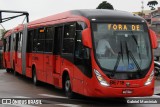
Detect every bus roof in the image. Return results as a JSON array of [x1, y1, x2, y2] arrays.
[[4, 9, 145, 38], [4, 24, 24, 38], [71, 9, 144, 22], [28, 9, 145, 28]]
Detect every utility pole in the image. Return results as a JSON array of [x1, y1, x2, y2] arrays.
[[141, 1, 144, 17]]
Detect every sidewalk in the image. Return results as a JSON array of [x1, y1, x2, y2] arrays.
[[154, 85, 160, 95]]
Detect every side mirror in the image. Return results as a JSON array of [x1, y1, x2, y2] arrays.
[[82, 28, 92, 48], [149, 29, 158, 49]]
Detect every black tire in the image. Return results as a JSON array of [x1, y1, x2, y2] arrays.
[[65, 75, 75, 99], [6, 68, 10, 73], [33, 67, 39, 86], [154, 67, 159, 76]]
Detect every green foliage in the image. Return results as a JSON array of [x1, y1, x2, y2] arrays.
[[97, 1, 114, 10], [147, 0, 158, 10]]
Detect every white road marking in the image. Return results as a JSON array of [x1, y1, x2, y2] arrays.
[[55, 104, 81, 107], [5, 104, 38, 107], [152, 95, 160, 98], [13, 96, 31, 98], [130, 94, 160, 98], [38, 94, 67, 99]]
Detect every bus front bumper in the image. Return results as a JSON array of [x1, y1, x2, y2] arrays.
[[91, 84, 154, 98]]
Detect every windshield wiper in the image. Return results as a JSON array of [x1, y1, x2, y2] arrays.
[[131, 34, 142, 64], [111, 52, 121, 77], [111, 41, 123, 77], [125, 41, 142, 76], [111, 41, 142, 77]]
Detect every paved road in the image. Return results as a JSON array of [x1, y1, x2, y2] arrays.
[[0, 69, 160, 107]]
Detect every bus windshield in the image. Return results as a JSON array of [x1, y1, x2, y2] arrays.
[[92, 23, 151, 72]]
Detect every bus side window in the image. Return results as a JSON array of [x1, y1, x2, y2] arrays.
[[33, 29, 38, 52], [5, 36, 11, 52], [75, 22, 88, 59], [54, 26, 63, 55], [12, 34, 16, 51], [62, 23, 75, 54], [8, 36, 11, 52], [27, 30, 34, 52], [3, 39, 6, 52], [17, 32, 23, 52], [37, 28, 45, 52], [15, 33, 19, 51], [45, 27, 54, 53], [74, 22, 92, 78]]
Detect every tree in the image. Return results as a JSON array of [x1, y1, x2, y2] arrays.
[[147, 0, 158, 10], [97, 1, 114, 10]]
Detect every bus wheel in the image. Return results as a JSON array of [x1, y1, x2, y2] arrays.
[[65, 75, 74, 99], [33, 67, 39, 86], [6, 68, 10, 73]]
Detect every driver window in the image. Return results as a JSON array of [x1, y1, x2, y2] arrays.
[[75, 31, 89, 59], [74, 22, 92, 78]]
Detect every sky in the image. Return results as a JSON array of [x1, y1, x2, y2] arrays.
[[0, 0, 160, 30]]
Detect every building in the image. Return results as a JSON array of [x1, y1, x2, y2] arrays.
[[151, 9, 160, 25], [133, 7, 160, 25], [133, 7, 160, 60], [151, 7, 160, 16]]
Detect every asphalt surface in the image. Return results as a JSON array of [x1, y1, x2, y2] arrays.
[[0, 69, 160, 107]]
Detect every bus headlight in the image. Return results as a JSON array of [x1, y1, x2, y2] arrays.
[[94, 69, 110, 86], [144, 70, 154, 86]]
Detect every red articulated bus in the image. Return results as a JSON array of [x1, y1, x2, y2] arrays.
[[3, 9, 158, 98]]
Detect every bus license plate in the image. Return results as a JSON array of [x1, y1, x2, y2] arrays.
[[122, 89, 133, 94], [110, 80, 125, 87]]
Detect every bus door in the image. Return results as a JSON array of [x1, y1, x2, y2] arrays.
[[61, 23, 75, 75], [36, 28, 45, 82], [44, 27, 54, 84], [11, 33, 16, 69], [5, 37, 11, 68], [16, 32, 23, 73], [14, 33, 19, 66], [73, 22, 92, 94], [54, 26, 63, 74], [73, 28, 85, 94], [10, 34, 13, 68], [3, 38, 6, 67]]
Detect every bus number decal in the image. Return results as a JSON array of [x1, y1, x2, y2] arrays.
[[32, 56, 38, 60], [110, 80, 125, 85]]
